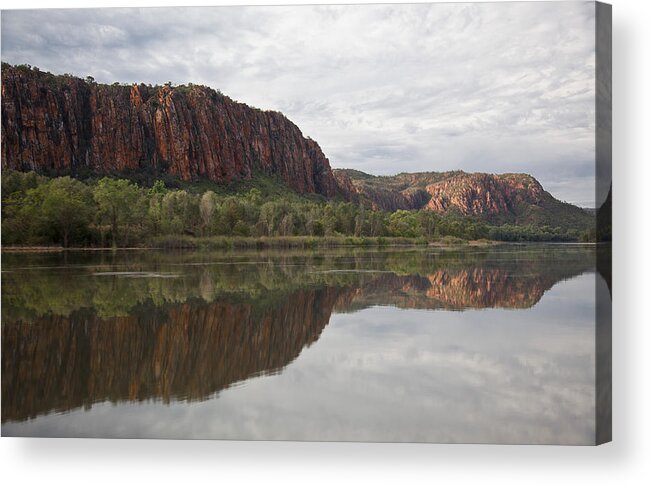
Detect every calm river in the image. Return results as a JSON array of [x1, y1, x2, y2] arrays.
[[1, 245, 609, 443]]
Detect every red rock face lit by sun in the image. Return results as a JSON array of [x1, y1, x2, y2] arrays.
[[1, 64, 347, 198]]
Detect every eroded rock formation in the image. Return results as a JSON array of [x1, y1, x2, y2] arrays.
[[336, 168, 592, 226], [424, 173, 545, 216], [1, 64, 346, 197]]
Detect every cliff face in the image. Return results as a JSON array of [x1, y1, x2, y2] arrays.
[[422, 172, 593, 227], [424, 173, 545, 215], [337, 169, 592, 227], [333, 169, 455, 212], [346, 185, 430, 212], [336, 169, 548, 214], [1, 64, 343, 197]]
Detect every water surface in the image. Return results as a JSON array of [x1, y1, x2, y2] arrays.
[[1, 245, 606, 443]]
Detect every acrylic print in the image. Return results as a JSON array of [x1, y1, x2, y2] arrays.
[[0, 2, 611, 444]]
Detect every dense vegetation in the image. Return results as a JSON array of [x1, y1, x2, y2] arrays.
[[1, 170, 594, 248]]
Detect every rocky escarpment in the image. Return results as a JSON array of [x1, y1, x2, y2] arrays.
[[424, 172, 545, 215], [337, 169, 593, 227], [334, 169, 457, 211], [1, 63, 347, 197], [424, 172, 593, 226]]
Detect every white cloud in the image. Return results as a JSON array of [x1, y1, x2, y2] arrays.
[[1, 2, 596, 205]]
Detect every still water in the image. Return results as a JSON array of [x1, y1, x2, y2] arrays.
[[1, 245, 608, 443]]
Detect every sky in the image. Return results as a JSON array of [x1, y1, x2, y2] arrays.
[[1, 2, 597, 206]]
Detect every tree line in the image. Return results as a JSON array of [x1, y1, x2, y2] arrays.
[[1, 170, 590, 248]]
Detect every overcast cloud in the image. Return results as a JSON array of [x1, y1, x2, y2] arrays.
[[1, 3, 596, 206]]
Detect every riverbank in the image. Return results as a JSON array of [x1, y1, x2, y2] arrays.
[[1, 235, 501, 252]]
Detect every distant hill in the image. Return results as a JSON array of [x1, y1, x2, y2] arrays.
[[335, 169, 593, 229]]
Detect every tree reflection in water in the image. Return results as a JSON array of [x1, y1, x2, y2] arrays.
[[2, 245, 601, 425]]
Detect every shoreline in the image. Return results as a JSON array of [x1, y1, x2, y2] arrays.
[[0, 240, 612, 254], [1, 237, 504, 253]]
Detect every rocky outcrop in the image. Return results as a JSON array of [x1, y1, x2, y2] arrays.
[[338, 169, 548, 215], [332, 169, 360, 202], [338, 168, 592, 227], [424, 172, 545, 216], [1, 63, 345, 197], [333, 169, 454, 212]]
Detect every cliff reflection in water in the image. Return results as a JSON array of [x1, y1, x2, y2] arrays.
[[2, 246, 598, 424]]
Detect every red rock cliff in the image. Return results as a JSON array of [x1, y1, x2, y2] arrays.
[[336, 168, 591, 226], [1, 64, 344, 197], [425, 172, 546, 215]]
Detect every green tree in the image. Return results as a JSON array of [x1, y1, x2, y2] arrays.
[[305, 207, 325, 236], [147, 192, 164, 235], [41, 177, 93, 247], [199, 191, 218, 236], [233, 220, 251, 237], [354, 204, 365, 236], [148, 180, 166, 196], [388, 210, 421, 238], [279, 213, 295, 236], [93, 178, 142, 247], [258, 202, 276, 236], [219, 197, 243, 235], [2, 185, 47, 245], [246, 188, 262, 205], [160, 190, 199, 235], [322, 204, 337, 236]]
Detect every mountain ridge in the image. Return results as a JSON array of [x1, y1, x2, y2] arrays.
[[1, 63, 592, 229], [334, 168, 592, 228], [1, 63, 346, 198]]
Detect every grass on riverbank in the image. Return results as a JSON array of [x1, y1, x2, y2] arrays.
[[1, 235, 500, 251], [151, 235, 427, 249]]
